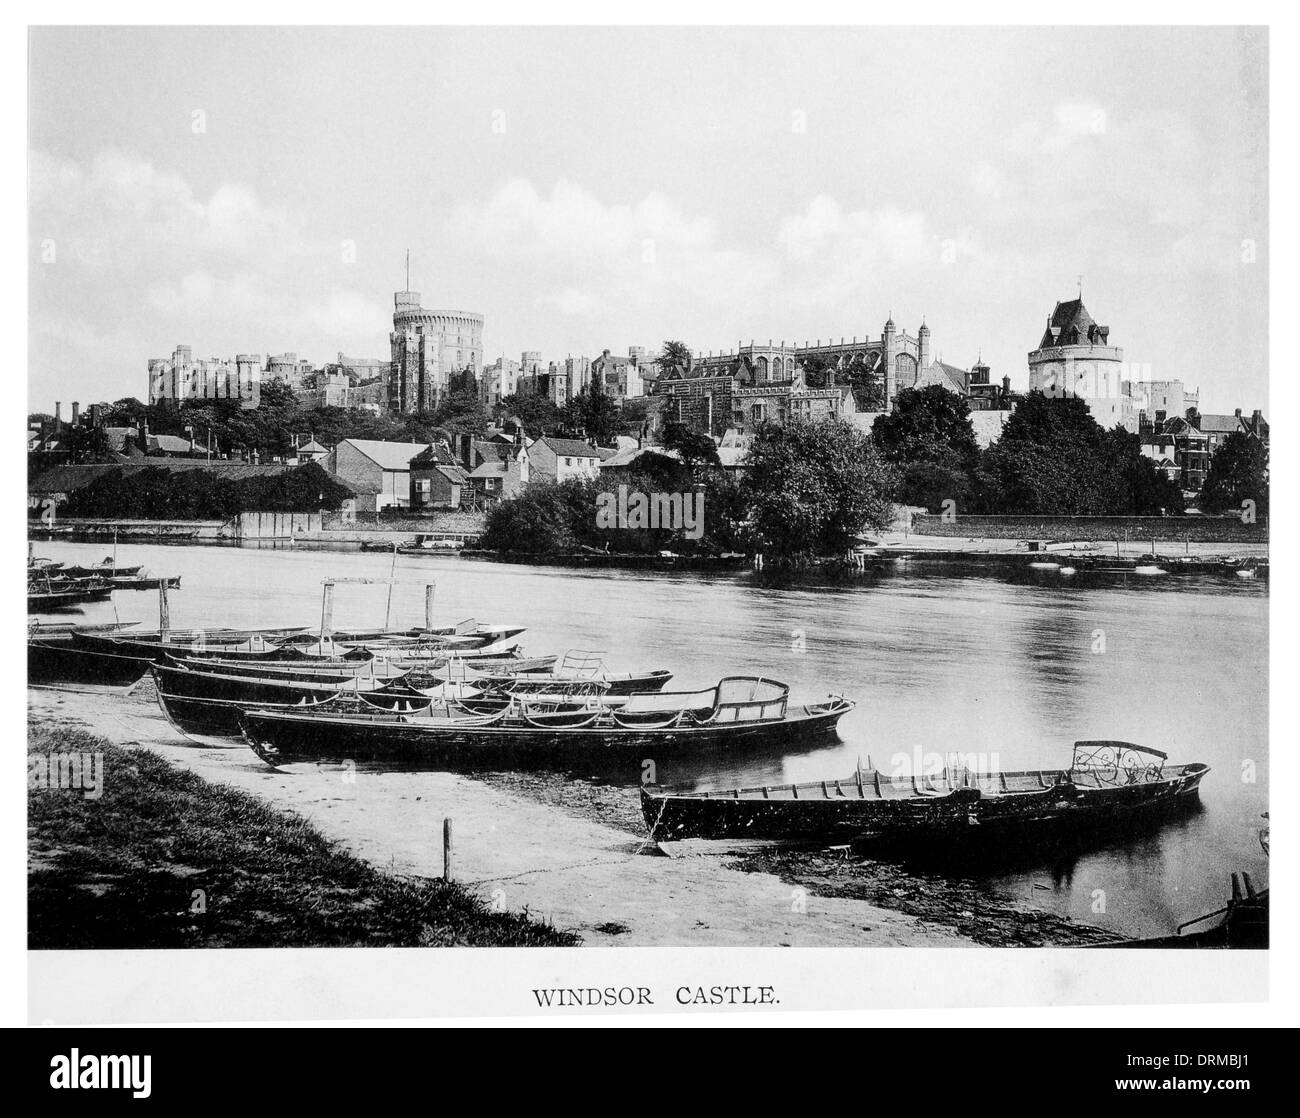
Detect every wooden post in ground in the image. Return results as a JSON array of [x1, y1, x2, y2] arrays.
[[443, 818, 454, 881], [384, 543, 397, 630], [320, 581, 335, 645], [425, 583, 436, 630], [158, 580, 170, 641]]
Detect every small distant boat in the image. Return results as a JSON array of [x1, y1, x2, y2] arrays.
[[1027, 561, 1061, 570], [53, 562, 144, 579], [1236, 568, 1258, 579], [1132, 565, 1167, 576], [27, 579, 113, 612], [1059, 566, 1077, 576], [640, 741, 1208, 847]]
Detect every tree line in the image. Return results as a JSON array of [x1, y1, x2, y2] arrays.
[[480, 388, 1268, 561], [871, 385, 1267, 518], [50, 462, 354, 521]]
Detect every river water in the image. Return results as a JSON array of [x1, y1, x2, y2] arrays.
[[31, 539, 1269, 940]]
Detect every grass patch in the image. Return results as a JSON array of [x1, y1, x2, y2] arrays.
[[28, 727, 580, 949]]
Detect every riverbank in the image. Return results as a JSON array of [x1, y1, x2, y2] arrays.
[[28, 725, 577, 949], [25, 684, 1125, 948], [31, 522, 1268, 575]]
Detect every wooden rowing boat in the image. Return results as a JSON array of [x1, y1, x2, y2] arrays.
[[28, 580, 113, 611], [240, 678, 854, 769], [152, 662, 430, 736], [640, 742, 1209, 846], [28, 637, 154, 686]]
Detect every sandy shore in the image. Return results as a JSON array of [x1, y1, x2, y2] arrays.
[[29, 684, 968, 947]]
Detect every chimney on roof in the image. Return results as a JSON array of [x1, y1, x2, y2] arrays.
[[54, 402, 62, 429], [1252, 408, 1262, 424], [71, 402, 80, 428], [1235, 408, 1242, 418]]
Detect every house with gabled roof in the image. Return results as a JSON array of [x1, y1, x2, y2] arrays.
[[326, 438, 433, 512], [526, 436, 615, 483], [409, 446, 471, 510]]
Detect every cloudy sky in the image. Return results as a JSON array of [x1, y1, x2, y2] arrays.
[[29, 25, 1267, 415]]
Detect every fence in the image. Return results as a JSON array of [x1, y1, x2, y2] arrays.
[[237, 511, 322, 540]]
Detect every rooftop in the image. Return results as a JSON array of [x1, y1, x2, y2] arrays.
[[1037, 297, 1111, 349], [338, 438, 432, 470]]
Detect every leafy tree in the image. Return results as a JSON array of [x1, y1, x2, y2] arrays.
[[478, 479, 583, 553], [978, 392, 1184, 515], [798, 353, 834, 389], [447, 367, 478, 398], [61, 462, 353, 519], [499, 392, 562, 436], [618, 397, 652, 436], [1200, 431, 1269, 515], [843, 353, 886, 411], [662, 420, 721, 476], [873, 385, 980, 469], [429, 389, 487, 434], [697, 468, 751, 552], [743, 417, 895, 558], [658, 340, 692, 375], [565, 383, 620, 445], [871, 386, 980, 511]]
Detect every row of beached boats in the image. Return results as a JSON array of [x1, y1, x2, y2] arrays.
[[28, 555, 1217, 856], [26, 611, 1213, 852]]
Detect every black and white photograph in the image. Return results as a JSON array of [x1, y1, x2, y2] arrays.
[[14, 13, 1291, 1042]]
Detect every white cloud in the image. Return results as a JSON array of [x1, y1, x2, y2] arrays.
[[29, 149, 390, 408], [448, 178, 717, 264], [778, 196, 933, 265], [30, 150, 299, 268]]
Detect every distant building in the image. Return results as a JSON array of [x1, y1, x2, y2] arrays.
[[1028, 296, 1149, 431], [482, 357, 522, 406], [656, 365, 854, 437], [290, 435, 330, 464], [1195, 408, 1269, 453], [148, 345, 260, 409], [1141, 408, 1266, 491], [591, 349, 646, 400], [517, 364, 569, 406], [326, 438, 434, 512], [266, 352, 314, 390], [409, 446, 470, 510], [388, 277, 484, 414], [527, 436, 613, 483], [1138, 380, 1200, 426], [444, 430, 532, 503]]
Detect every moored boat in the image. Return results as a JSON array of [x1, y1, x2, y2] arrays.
[[640, 741, 1209, 846], [152, 662, 422, 736], [28, 636, 155, 686], [240, 677, 854, 769], [28, 579, 113, 611]]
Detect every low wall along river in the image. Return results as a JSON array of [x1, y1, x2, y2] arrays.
[[910, 513, 1267, 544]]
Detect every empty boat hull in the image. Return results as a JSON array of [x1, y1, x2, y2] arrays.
[[641, 764, 1210, 845], [241, 700, 853, 769]]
